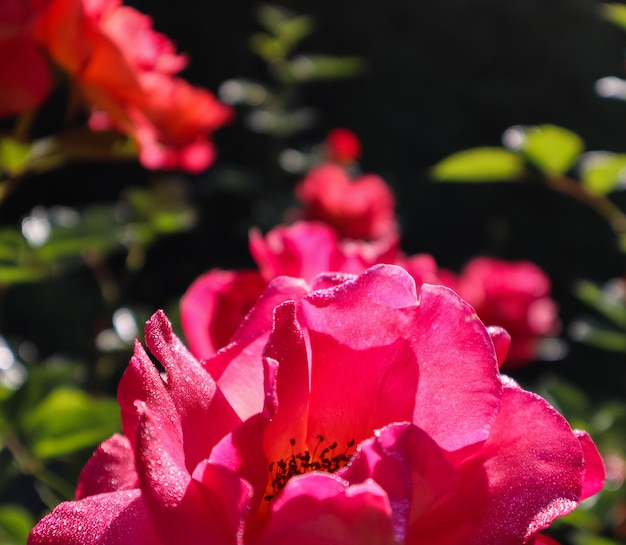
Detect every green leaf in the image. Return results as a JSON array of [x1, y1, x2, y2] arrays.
[[570, 320, 626, 352], [282, 55, 366, 83], [572, 533, 623, 545], [0, 265, 45, 285], [574, 279, 626, 328], [602, 3, 626, 31], [0, 139, 31, 177], [21, 387, 120, 458], [276, 15, 314, 45], [579, 151, 626, 195], [0, 505, 35, 545], [508, 124, 584, 175], [431, 147, 525, 182]]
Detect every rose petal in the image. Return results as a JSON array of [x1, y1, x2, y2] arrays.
[[575, 429, 606, 500], [411, 283, 502, 451], [180, 269, 267, 359], [487, 325, 511, 368], [262, 301, 310, 462], [192, 461, 253, 541], [528, 535, 562, 545], [76, 434, 138, 500], [134, 405, 237, 545], [302, 265, 419, 446], [254, 473, 396, 545], [340, 422, 460, 543], [206, 276, 309, 421], [118, 339, 178, 450], [249, 222, 342, 283], [144, 310, 240, 469], [28, 490, 161, 545], [451, 386, 585, 545]]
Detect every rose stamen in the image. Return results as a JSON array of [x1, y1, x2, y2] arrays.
[[264, 437, 356, 501]]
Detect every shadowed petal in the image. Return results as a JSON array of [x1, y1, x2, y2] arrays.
[[410, 385, 588, 545], [181, 270, 267, 359], [339, 422, 460, 543], [192, 461, 254, 544], [254, 473, 396, 545]]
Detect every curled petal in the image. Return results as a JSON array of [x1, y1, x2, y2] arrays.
[[487, 326, 511, 368], [135, 403, 189, 508], [206, 276, 309, 422], [118, 339, 178, 450], [262, 302, 310, 462], [144, 310, 240, 469], [575, 429, 606, 500]]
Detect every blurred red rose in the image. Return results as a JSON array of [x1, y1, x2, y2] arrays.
[[323, 127, 361, 163], [0, 0, 53, 116], [29, 265, 604, 545], [454, 257, 560, 368], [295, 163, 397, 240], [0, 0, 231, 171]]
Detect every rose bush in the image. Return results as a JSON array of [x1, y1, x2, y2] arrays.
[[29, 265, 604, 545]]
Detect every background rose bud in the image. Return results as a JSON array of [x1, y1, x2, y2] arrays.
[[295, 163, 398, 241]]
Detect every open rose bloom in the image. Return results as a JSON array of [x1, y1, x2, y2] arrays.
[[29, 265, 603, 545]]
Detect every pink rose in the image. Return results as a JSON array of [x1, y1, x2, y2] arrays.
[[29, 265, 604, 545], [295, 163, 398, 241], [454, 257, 560, 368], [181, 221, 399, 359]]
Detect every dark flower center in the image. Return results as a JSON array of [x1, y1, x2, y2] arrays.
[[264, 435, 356, 501]]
